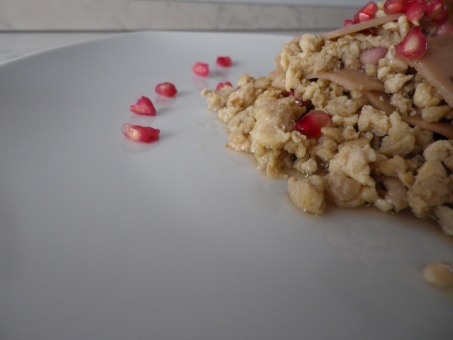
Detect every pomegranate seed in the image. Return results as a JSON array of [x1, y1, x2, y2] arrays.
[[384, 0, 409, 15], [396, 26, 427, 60], [216, 81, 233, 91], [359, 1, 378, 17], [360, 1, 379, 15], [344, 19, 355, 27], [406, 0, 428, 25], [155, 82, 177, 97], [355, 12, 374, 23], [216, 56, 233, 68], [192, 62, 210, 77], [354, 1, 378, 22], [426, 0, 449, 24], [130, 96, 156, 116], [359, 47, 388, 65], [295, 111, 332, 139], [121, 123, 160, 143]]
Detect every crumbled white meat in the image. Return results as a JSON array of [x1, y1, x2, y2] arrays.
[[326, 172, 378, 208], [433, 206, 453, 236], [288, 175, 325, 214], [423, 140, 453, 162], [413, 83, 443, 109], [202, 11, 453, 235], [329, 144, 377, 187], [357, 105, 390, 136], [408, 160, 453, 217], [380, 177, 409, 211], [250, 98, 303, 150]]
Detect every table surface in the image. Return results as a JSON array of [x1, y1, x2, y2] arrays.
[[0, 2, 357, 32]]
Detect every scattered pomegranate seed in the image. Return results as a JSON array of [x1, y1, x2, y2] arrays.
[[354, 1, 378, 23], [155, 82, 177, 97], [216, 81, 233, 91], [406, 0, 428, 25], [344, 19, 355, 27], [355, 12, 373, 23], [359, 47, 388, 65], [216, 56, 233, 68], [295, 111, 332, 139], [396, 26, 427, 60], [360, 1, 379, 15], [121, 123, 160, 143], [192, 62, 210, 77], [384, 0, 409, 15], [382, 0, 450, 30], [426, 0, 449, 24], [130, 96, 156, 116]]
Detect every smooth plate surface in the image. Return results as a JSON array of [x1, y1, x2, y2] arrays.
[[0, 31, 452, 340]]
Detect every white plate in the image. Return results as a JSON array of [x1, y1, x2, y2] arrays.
[[0, 31, 452, 340]]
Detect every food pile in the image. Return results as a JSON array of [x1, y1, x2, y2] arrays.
[[202, 0, 453, 235]]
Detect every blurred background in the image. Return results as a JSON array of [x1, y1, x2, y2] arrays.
[[0, 0, 359, 32], [0, 0, 360, 63]]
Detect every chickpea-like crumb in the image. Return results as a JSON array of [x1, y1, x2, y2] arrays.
[[422, 262, 453, 288]]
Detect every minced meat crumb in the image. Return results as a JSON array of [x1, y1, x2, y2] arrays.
[[202, 2, 453, 235]]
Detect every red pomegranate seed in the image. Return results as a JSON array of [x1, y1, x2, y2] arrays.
[[295, 111, 332, 139], [355, 12, 374, 23], [216, 81, 233, 91], [155, 82, 177, 97], [192, 62, 210, 77], [396, 26, 427, 60], [130, 96, 156, 116], [344, 19, 355, 27], [406, 0, 428, 25], [216, 56, 233, 68], [384, 0, 409, 15], [359, 47, 388, 65], [426, 0, 449, 24], [354, 1, 378, 23], [360, 1, 379, 15], [121, 123, 160, 143]]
